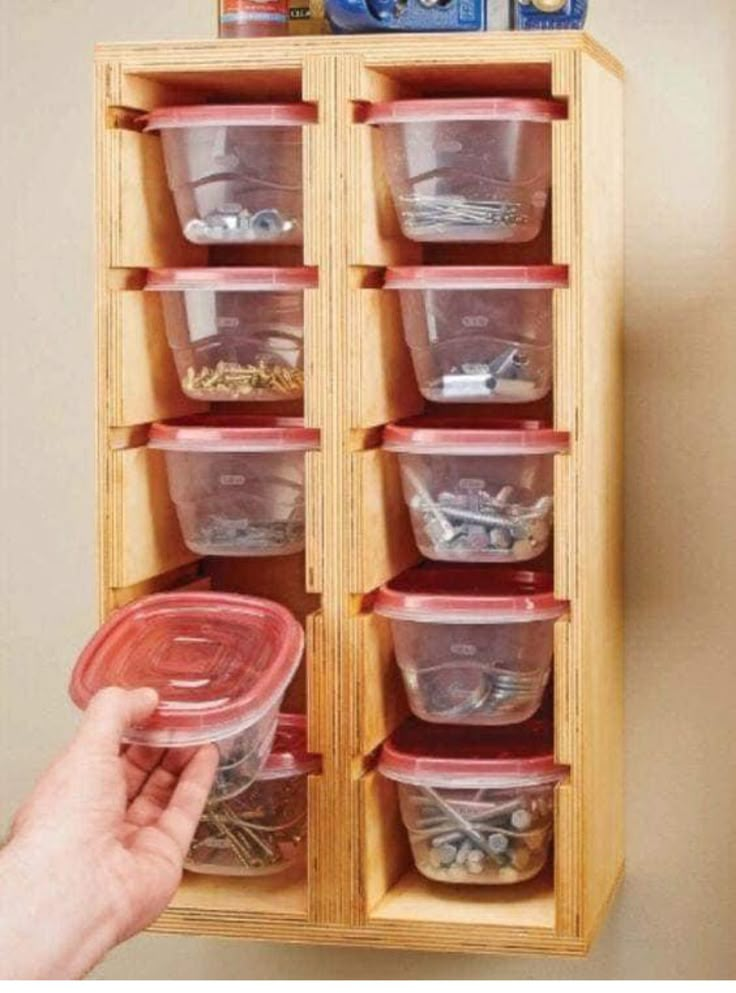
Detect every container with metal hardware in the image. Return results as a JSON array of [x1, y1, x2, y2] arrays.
[[364, 98, 566, 242], [384, 266, 567, 403], [186, 713, 320, 876], [379, 718, 567, 884], [146, 268, 317, 402], [149, 417, 320, 557], [383, 419, 568, 563], [142, 104, 317, 245], [69, 592, 304, 802], [375, 566, 567, 725]]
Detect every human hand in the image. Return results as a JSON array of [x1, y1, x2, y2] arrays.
[[0, 687, 218, 979]]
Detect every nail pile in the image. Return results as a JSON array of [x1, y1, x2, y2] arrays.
[[189, 777, 307, 873], [399, 193, 531, 236]]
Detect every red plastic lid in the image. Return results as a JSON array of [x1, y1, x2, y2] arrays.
[[383, 417, 569, 456], [69, 593, 304, 746], [149, 416, 320, 453], [260, 713, 321, 779], [384, 265, 568, 291], [364, 97, 567, 126], [375, 566, 568, 624], [146, 267, 318, 292], [143, 103, 318, 130], [379, 718, 566, 788]]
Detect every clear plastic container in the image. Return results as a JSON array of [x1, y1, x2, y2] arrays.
[[69, 592, 304, 801], [364, 98, 566, 243], [149, 417, 319, 557], [186, 713, 321, 876], [143, 104, 317, 245], [383, 418, 569, 563], [375, 566, 568, 725], [379, 718, 567, 885], [146, 268, 317, 402], [384, 266, 567, 404]]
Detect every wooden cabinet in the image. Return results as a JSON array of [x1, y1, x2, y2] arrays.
[[95, 31, 623, 955]]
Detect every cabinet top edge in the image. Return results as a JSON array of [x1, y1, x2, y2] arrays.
[[94, 32, 623, 80]]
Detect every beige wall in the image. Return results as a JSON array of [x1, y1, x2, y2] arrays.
[[2, 0, 735, 979]]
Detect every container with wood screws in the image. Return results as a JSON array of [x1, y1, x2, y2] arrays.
[[379, 719, 567, 885], [186, 715, 321, 877], [146, 267, 316, 404], [384, 419, 569, 564]]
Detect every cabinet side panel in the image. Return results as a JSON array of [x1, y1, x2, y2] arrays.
[[578, 54, 625, 938]]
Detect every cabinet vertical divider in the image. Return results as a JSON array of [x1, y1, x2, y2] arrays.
[[95, 33, 623, 955]]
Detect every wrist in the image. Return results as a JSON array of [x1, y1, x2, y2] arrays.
[[0, 833, 119, 979]]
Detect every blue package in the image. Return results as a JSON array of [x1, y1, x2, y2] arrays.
[[514, 0, 588, 30], [326, 0, 514, 34]]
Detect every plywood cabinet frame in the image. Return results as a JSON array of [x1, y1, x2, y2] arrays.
[[96, 32, 623, 955]]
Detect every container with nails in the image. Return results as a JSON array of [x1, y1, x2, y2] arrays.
[[379, 718, 567, 885], [364, 97, 566, 243], [384, 266, 567, 403], [69, 592, 304, 802], [186, 713, 320, 877], [383, 418, 569, 563], [149, 417, 319, 557], [375, 566, 568, 725], [142, 104, 317, 245], [146, 268, 317, 402]]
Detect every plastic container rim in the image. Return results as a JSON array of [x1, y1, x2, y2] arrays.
[[142, 103, 318, 130], [149, 416, 320, 453], [364, 96, 567, 126], [146, 267, 319, 293]]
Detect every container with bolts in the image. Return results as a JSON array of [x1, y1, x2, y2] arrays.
[[379, 719, 567, 885], [383, 419, 569, 564]]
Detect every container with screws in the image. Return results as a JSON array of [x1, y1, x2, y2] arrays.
[[383, 418, 568, 563], [375, 566, 568, 725], [364, 98, 566, 243], [384, 266, 567, 404], [146, 268, 316, 402], [149, 416, 319, 557], [69, 592, 304, 802], [186, 714, 320, 876], [379, 718, 567, 885], [142, 104, 316, 245]]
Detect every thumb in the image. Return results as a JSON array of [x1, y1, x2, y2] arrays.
[[77, 686, 159, 754]]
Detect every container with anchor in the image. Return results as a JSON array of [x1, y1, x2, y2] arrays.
[[375, 565, 568, 725]]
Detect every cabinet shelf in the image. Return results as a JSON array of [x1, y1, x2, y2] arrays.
[[96, 31, 623, 955]]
